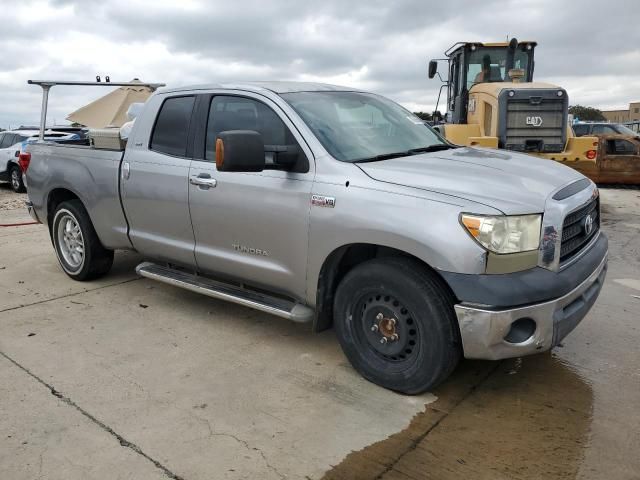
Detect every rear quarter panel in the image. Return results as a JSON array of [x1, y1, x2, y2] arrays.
[[26, 144, 132, 249]]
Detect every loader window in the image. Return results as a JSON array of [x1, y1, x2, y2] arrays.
[[449, 56, 461, 111], [467, 48, 530, 89]]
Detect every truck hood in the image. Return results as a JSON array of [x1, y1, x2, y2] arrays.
[[358, 147, 585, 214]]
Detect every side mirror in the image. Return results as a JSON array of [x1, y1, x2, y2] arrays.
[[428, 60, 438, 79], [216, 130, 265, 172]]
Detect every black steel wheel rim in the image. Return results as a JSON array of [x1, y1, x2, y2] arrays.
[[353, 292, 420, 363]]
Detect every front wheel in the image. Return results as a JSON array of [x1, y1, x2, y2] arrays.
[[333, 257, 461, 394], [51, 200, 114, 281], [9, 165, 25, 193]]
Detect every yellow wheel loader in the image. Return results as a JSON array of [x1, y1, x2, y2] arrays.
[[428, 38, 598, 162]]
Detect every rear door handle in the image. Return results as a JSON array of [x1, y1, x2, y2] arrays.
[[190, 175, 217, 188]]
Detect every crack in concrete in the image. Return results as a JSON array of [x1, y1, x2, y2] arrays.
[[210, 430, 286, 480], [36, 446, 48, 480], [109, 371, 150, 397], [0, 278, 141, 314], [188, 408, 286, 479], [0, 350, 185, 480]]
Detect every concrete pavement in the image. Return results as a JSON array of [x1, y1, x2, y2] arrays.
[[1, 184, 639, 479]]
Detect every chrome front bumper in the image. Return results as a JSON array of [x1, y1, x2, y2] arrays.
[[454, 253, 608, 360]]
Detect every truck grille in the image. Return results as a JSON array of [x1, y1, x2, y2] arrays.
[[499, 89, 568, 154], [560, 197, 599, 263], [505, 101, 565, 152]]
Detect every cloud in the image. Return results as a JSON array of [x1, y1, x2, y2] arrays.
[[0, 0, 638, 128]]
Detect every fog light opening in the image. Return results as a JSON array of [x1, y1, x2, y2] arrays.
[[504, 317, 537, 344]]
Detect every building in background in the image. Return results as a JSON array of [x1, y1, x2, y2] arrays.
[[602, 101, 640, 123]]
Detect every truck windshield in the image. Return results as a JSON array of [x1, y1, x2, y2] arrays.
[[616, 124, 638, 136], [281, 91, 448, 162], [467, 47, 531, 89]]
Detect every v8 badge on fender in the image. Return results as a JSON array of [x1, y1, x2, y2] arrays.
[[311, 194, 336, 208]]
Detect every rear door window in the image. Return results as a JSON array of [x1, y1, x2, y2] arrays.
[[150, 96, 196, 157]]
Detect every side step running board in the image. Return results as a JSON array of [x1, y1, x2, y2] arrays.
[[135, 262, 314, 323]]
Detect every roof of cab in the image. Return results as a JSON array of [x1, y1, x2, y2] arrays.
[[157, 81, 359, 95]]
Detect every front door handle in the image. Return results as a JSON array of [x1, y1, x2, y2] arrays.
[[122, 161, 130, 180], [190, 175, 217, 188]]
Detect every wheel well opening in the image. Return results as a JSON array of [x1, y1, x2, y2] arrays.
[[47, 189, 80, 229], [314, 244, 456, 332]]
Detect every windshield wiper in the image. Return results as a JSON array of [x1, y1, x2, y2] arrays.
[[353, 143, 456, 163], [407, 144, 454, 154], [353, 144, 455, 163], [353, 151, 413, 163]]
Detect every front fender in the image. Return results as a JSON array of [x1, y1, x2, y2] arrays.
[[305, 183, 490, 306]]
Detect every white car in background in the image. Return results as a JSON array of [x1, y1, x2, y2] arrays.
[[0, 129, 80, 192]]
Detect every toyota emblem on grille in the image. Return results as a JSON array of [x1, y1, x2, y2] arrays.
[[584, 213, 594, 235]]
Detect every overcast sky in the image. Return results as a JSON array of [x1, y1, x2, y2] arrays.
[[1, 0, 638, 129]]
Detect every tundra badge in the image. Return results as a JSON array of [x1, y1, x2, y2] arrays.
[[232, 244, 269, 256]]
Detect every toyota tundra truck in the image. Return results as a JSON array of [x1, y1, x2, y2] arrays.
[[24, 82, 608, 394]]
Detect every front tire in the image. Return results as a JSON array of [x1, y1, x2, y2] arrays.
[[51, 200, 114, 281], [9, 165, 25, 193], [333, 257, 461, 394]]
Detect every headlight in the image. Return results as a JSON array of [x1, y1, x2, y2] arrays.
[[460, 214, 542, 254]]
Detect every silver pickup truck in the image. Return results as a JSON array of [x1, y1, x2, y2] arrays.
[[24, 82, 608, 394]]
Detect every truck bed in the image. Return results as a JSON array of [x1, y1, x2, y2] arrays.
[[26, 142, 132, 250]]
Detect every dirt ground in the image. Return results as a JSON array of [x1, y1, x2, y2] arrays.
[[1, 183, 639, 480], [0, 185, 28, 216]]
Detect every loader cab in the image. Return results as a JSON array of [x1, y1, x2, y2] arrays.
[[430, 40, 536, 124]]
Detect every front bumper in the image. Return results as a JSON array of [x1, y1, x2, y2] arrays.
[[454, 250, 607, 360]]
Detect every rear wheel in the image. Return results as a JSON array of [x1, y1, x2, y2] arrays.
[[333, 257, 461, 394], [51, 200, 114, 281], [9, 165, 25, 193]]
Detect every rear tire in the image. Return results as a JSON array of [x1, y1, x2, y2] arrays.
[[9, 165, 25, 193], [333, 257, 461, 394], [51, 200, 114, 281]]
